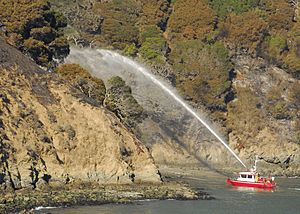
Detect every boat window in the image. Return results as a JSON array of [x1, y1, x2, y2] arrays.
[[241, 174, 247, 178], [248, 175, 253, 179]]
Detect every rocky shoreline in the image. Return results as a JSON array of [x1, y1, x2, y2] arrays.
[[0, 182, 213, 213]]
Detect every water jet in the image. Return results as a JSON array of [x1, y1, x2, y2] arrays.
[[66, 48, 247, 169]]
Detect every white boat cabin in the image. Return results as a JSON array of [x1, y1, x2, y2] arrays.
[[237, 171, 257, 182]]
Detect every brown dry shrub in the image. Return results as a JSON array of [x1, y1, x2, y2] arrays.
[[56, 64, 106, 104], [219, 10, 267, 54], [167, 0, 216, 42]]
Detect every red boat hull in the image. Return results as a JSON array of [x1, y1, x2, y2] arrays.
[[227, 179, 276, 188]]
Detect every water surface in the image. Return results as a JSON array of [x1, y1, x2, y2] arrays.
[[35, 175, 300, 214]]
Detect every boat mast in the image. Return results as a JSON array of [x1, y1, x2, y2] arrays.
[[254, 155, 258, 172]]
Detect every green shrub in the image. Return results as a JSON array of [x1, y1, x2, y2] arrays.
[[102, 18, 139, 49], [30, 27, 57, 44], [267, 100, 291, 120], [23, 38, 51, 66], [284, 51, 300, 75], [43, 9, 67, 29], [123, 43, 138, 57], [264, 0, 294, 31], [140, 37, 166, 60], [227, 87, 265, 142], [267, 35, 286, 58], [209, 0, 259, 18], [169, 40, 232, 108], [209, 41, 230, 62], [49, 37, 70, 60], [105, 76, 144, 128], [281, 19, 300, 75], [139, 25, 163, 44]]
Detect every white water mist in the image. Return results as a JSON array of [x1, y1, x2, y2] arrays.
[[66, 48, 247, 168]]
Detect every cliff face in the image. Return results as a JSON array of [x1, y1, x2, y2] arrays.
[[0, 39, 161, 191], [148, 55, 300, 176], [227, 55, 300, 175], [3, 0, 299, 177]]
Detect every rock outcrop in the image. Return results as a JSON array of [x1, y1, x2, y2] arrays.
[[18, 0, 300, 176], [0, 39, 161, 191], [227, 55, 300, 176]]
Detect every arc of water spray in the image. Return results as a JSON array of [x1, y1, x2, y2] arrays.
[[96, 49, 247, 168]]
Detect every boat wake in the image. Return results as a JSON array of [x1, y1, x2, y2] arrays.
[[289, 188, 300, 191], [33, 206, 60, 211]]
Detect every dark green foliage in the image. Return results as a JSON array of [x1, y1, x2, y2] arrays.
[[139, 25, 163, 44], [140, 37, 167, 60], [209, 0, 259, 17], [49, 37, 70, 60], [102, 18, 139, 49], [105, 76, 144, 128], [170, 40, 232, 110], [138, 25, 167, 62], [43, 9, 67, 29], [123, 43, 138, 57], [267, 36, 287, 57]]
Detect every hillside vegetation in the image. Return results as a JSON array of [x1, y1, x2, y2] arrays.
[[46, 0, 300, 173], [1, 0, 299, 174], [0, 38, 162, 202], [47, 0, 299, 101], [0, 0, 69, 67]]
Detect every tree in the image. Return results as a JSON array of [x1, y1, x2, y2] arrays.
[[56, 64, 106, 105], [169, 40, 232, 111], [219, 10, 267, 54], [104, 76, 144, 128], [167, 0, 216, 42]]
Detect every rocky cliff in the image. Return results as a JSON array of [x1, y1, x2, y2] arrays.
[[2, 0, 299, 177], [228, 55, 300, 175], [0, 38, 161, 191]]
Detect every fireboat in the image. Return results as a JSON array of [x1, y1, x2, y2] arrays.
[[227, 157, 276, 189]]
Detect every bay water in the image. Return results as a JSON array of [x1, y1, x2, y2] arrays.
[[35, 175, 300, 214]]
